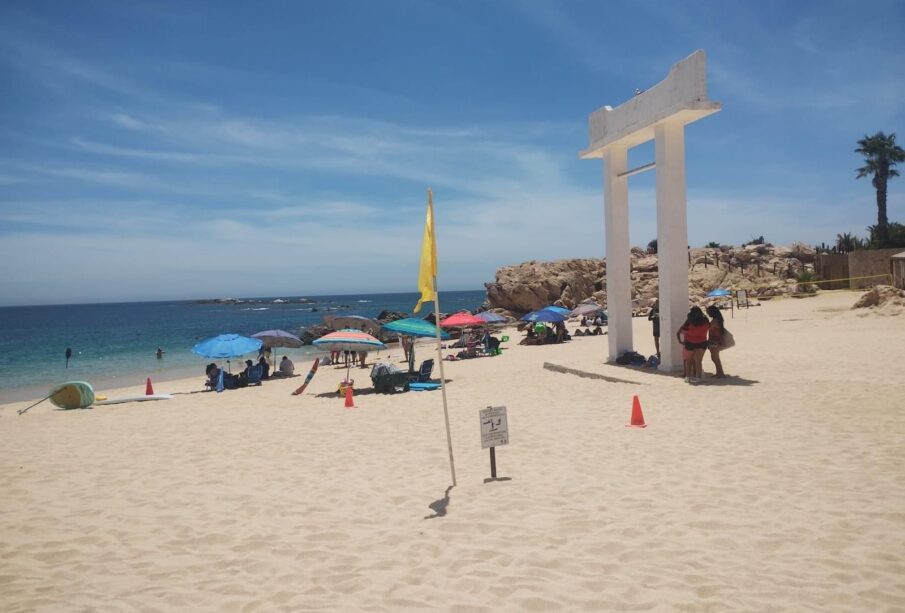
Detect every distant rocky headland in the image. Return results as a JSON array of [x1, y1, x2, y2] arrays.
[[483, 242, 819, 317], [193, 297, 320, 306]]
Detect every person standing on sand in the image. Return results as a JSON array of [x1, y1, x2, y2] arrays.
[[706, 305, 726, 378], [677, 306, 709, 383], [648, 300, 660, 357]]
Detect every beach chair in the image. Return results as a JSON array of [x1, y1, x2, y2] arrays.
[[246, 364, 264, 386], [410, 359, 434, 383]]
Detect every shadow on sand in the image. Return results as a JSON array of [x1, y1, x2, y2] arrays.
[[545, 361, 759, 387], [693, 374, 759, 386], [423, 485, 453, 520]]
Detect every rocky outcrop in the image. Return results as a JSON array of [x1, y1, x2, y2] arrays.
[[852, 285, 905, 314], [375, 310, 408, 324], [194, 298, 245, 305], [299, 323, 331, 345], [485, 259, 604, 313], [485, 244, 818, 315]]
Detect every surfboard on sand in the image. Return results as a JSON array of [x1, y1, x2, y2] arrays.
[[291, 359, 320, 396], [94, 394, 174, 406]]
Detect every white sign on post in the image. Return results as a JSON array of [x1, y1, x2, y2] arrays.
[[736, 289, 749, 308], [480, 406, 509, 449]]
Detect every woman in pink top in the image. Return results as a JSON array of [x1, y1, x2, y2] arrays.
[[676, 306, 710, 383]]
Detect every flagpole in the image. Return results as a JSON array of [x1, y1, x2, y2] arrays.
[[428, 190, 457, 487], [431, 278, 456, 486]]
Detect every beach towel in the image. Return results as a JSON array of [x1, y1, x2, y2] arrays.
[[409, 382, 441, 391]]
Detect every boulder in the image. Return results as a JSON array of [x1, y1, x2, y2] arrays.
[[299, 323, 331, 345], [485, 259, 604, 314], [375, 310, 409, 324], [633, 256, 658, 273], [852, 285, 905, 310], [790, 242, 816, 263], [773, 246, 794, 258]]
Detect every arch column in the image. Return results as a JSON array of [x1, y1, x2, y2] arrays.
[[602, 144, 632, 361], [655, 120, 689, 372]]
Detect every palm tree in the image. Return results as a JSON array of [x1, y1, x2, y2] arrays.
[[835, 232, 867, 252], [836, 232, 856, 252], [855, 132, 905, 246]]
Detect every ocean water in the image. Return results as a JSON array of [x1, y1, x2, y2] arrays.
[[0, 290, 486, 401]]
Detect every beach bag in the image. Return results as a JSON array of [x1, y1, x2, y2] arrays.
[[616, 351, 646, 365], [721, 328, 735, 349]]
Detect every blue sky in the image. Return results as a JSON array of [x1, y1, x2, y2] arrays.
[[1, 0, 904, 306]]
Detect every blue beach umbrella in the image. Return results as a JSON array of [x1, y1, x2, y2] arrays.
[[192, 333, 263, 358], [542, 305, 571, 316], [521, 309, 567, 323], [707, 288, 731, 297], [192, 333, 263, 372], [476, 312, 508, 324]]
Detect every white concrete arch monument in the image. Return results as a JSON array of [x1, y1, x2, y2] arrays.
[[580, 50, 721, 372]]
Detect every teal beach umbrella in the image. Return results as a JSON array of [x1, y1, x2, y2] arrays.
[[382, 318, 449, 372]]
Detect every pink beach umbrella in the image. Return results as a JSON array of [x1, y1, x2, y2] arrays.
[[439, 312, 485, 327]]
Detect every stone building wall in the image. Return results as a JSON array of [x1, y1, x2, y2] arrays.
[[847, 248, 901, 289], [815, 254, 849, 290]]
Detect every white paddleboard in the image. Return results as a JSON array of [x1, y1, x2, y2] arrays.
[[94, 394, 174, 406]]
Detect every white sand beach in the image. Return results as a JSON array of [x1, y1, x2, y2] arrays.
[[1, 291, 904, 611]]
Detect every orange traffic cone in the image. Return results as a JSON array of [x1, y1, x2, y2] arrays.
[[625, 395, 647, 428], [145, 377, 154, 395], [344, 385, 355, 408]]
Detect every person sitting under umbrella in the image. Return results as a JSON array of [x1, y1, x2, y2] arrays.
[[204, 363, 219, 390], [238, 360, 255, 387], [279, 355, 295, 376], [205, 363, 238, 391]]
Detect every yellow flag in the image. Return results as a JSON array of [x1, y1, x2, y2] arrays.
[[413, 189, 437, 313]]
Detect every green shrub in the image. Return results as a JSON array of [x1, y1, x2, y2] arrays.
[[795, 270, 819, 293]]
